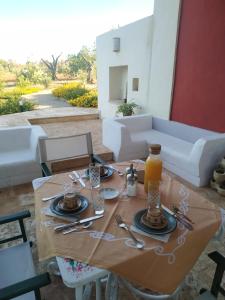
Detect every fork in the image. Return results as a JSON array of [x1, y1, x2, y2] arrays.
[[172, 205, 195, 224], [114, 214, 144, 249]]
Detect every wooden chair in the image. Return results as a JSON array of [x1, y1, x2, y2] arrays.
[[0, 210, 51, 300], [38, 132, 105, 176]]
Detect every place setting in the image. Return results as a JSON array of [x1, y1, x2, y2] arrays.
[[41, 161, 122, 235], [114, 145, 194, 247]]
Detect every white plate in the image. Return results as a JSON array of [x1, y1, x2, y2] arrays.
[[99, 188, 119, 200]]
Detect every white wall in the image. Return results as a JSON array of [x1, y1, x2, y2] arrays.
[[146, 0, 181, 119], [96, 16, 153, 118]]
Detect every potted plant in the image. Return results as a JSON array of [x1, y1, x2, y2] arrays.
[[116, 102, 138, 116]]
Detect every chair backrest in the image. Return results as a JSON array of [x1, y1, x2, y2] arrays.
[[38, 132, 93, 163], [39, 132, 93, 163]]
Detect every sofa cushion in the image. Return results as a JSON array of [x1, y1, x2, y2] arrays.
[[152, 117, 217, 143]]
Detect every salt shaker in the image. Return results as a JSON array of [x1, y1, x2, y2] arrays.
[[127, 164, 138, 197]]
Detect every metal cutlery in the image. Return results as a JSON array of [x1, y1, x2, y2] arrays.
[[108, 165, 124, 176], [162, 205, 193, 231], [42, 193, 63, 202], [68, 174, 78, 183], [172, 205, 195, 224], [115, 214, 144, 249], [63, 221, 93, 235], [72, 171, 86, 188], [54, 214, 103, 232]]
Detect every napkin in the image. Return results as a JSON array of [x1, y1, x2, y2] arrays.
[[43, 206, 78, 222], [130, 225, 171, 243]]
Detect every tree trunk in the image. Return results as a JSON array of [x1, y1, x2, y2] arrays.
[[41, 53, 61, 81]]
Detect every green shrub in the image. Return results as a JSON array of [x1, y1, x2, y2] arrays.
[[116, 102, 138, 116], [0, 98, 35, 115], [68, 89, 98, 108], [0, 86, 38, 115], [0, 86, 41, 99], [16, 62, 52, 86], [52, 82, 87, 100]]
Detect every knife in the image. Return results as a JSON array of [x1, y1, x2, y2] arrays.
[[162, 205, 193, 231], [42, 193, 63, 202], [54, 214, 103, 232], [72, 171, 86, 188]]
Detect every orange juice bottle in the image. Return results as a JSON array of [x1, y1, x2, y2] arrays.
[[144, 144, 162, 193]]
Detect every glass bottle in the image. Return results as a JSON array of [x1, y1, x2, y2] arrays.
[[144, 144, 162, 193]]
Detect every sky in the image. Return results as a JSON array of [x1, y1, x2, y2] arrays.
[[0, 0, 154, 63]]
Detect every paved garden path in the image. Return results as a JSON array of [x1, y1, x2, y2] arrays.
[[22, 89, 72, 109]]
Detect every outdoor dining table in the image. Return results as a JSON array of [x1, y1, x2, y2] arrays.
[[34, 161, 223, 296]]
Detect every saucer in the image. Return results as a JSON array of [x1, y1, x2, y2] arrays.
[[134, 209, 177, 235], [99, 188, 119, 200], [50, 195, 89, 217]]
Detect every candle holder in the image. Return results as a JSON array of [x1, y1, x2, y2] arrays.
[[141, 181, 167, 229]]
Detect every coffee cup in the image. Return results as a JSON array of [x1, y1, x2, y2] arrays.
[[64, 193, 80, 209], [100, 165, 106, 176], [63, 183, 81, 210]]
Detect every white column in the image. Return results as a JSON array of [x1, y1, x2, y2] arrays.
[[147, 0, 181, 119]]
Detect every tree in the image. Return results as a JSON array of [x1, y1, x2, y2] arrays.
[[41, 54, 61, 80], [16, 62, 51, 87], [67, 46, 96, 83], [78, 46, 96, 83]]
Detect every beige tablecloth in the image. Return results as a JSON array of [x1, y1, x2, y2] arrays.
[[35, 163, 221, 294]]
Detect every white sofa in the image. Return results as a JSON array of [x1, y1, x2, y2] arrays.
[[103, 114, 225, 187], [0, 126, 47, 188]]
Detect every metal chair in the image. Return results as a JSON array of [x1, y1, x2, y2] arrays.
[[195, 251, 225, 299], [106, 251, 225, 300], [38, 132, 105, 176], [0, 210, 51, 300]]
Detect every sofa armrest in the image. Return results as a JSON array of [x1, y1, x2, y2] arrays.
[[115, 114, 152, 133], [30, 126, 48, 161], [190, 134, 225, 185], [103, 118, 130, 161]]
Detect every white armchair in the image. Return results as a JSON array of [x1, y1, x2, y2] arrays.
[[0, 125, 47, 188]]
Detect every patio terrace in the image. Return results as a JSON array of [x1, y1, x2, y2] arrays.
[[0, 117, 225, 300]]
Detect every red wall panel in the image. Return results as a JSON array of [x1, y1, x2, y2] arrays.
[[171, 0, 225, 132]]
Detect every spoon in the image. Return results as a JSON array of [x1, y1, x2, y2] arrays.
[[68, 174, 78, 183], [108, 165, 124, 176], [63, 221, 93, 235]]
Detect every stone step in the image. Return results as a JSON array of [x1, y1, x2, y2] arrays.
[[29, 113, 99, 124]]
